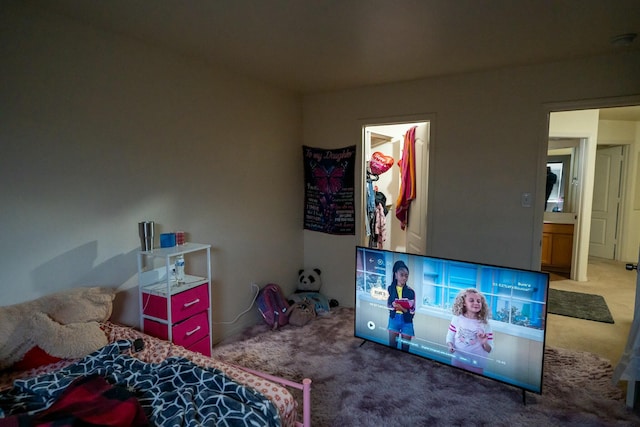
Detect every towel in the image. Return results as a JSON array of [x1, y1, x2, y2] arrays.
[[395, 126, 417, 229]]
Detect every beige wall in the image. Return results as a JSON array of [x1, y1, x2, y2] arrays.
[[303, 52, 640, 307], [1, 3, 303, 342]]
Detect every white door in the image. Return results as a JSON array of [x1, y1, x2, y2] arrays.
[[589, 145, 623, 259], [405, 123, 429, 255]]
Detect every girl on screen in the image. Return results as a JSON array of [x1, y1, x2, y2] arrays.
[[446, 288, 493, 374], [387, 260, 415, 352]]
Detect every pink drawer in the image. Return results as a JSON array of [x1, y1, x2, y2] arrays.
[[172, 311, 210, 348], [143, 311, 210, 348], [187, 336, 211, 357], [142, 283, 209, 324], [143, 317, 170, 341]]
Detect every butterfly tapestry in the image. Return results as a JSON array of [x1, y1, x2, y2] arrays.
[[303, 145, 356, 235]]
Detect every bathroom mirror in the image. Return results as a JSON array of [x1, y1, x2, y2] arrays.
[[546, 139, 580, 214], [545, 160, 565, 212]]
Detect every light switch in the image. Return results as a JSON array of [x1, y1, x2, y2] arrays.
[[521, 192, 532, 208]]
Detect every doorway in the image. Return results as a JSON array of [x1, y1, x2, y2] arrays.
[[545, 104, 639, 280], [362, 121, 430, 255]]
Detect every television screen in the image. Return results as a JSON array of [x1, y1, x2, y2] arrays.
[[355, 246, 549, 393]]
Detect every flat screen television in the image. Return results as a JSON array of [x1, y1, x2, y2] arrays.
[[355, 246, 549, 394]]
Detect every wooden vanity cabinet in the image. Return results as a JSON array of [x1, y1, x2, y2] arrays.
[[541, 223, 574, 274]]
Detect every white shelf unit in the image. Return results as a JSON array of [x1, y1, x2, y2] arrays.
[[137, 242, 212, 355]]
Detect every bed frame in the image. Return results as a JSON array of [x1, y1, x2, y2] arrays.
[[233, 364, 312, 427]]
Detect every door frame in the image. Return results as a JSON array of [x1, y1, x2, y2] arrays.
[[358, 113, 436, 255], [537, 94, 640, 280]]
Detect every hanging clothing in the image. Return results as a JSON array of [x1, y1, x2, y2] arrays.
[[375, 191, 388, 216], [374, 203, 387, 249], [365, 177, 376, 239], [395, 126, 417, 230]]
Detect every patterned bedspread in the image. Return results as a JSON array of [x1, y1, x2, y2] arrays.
[[0, 340, 281, 426], [0, 323, 298, 427], [102, 323, 298, 427]]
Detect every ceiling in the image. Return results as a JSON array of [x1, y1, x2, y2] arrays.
[[31, 0, 640, 95], [28, 0, 640, 121]]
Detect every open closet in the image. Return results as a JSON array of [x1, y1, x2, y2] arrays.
[[362, 122, 429, 255]]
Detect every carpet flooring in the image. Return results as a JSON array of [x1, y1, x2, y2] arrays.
[[212, 307, 640, 426], [548, 288, 615, 323]]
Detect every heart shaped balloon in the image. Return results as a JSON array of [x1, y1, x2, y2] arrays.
[[370, 151, 394, 175]]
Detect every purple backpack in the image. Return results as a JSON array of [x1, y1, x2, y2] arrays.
[[257, 284, 290, 329]]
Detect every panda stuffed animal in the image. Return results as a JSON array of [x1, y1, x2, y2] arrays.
[[288, 268, 338, 316]]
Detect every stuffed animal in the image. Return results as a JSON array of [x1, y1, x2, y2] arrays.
[[0, 287, 116, 370], [288, 268, 338, 316]]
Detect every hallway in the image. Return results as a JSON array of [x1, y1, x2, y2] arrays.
[[545, 257, 637, 367]]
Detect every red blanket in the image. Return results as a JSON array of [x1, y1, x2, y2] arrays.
[[0, 375, 149, 427]]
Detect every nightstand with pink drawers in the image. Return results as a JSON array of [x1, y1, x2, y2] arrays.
[[137, 243, 212, 356]]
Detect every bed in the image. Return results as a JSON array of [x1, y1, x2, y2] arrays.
[[0, 322, 311, 427]]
